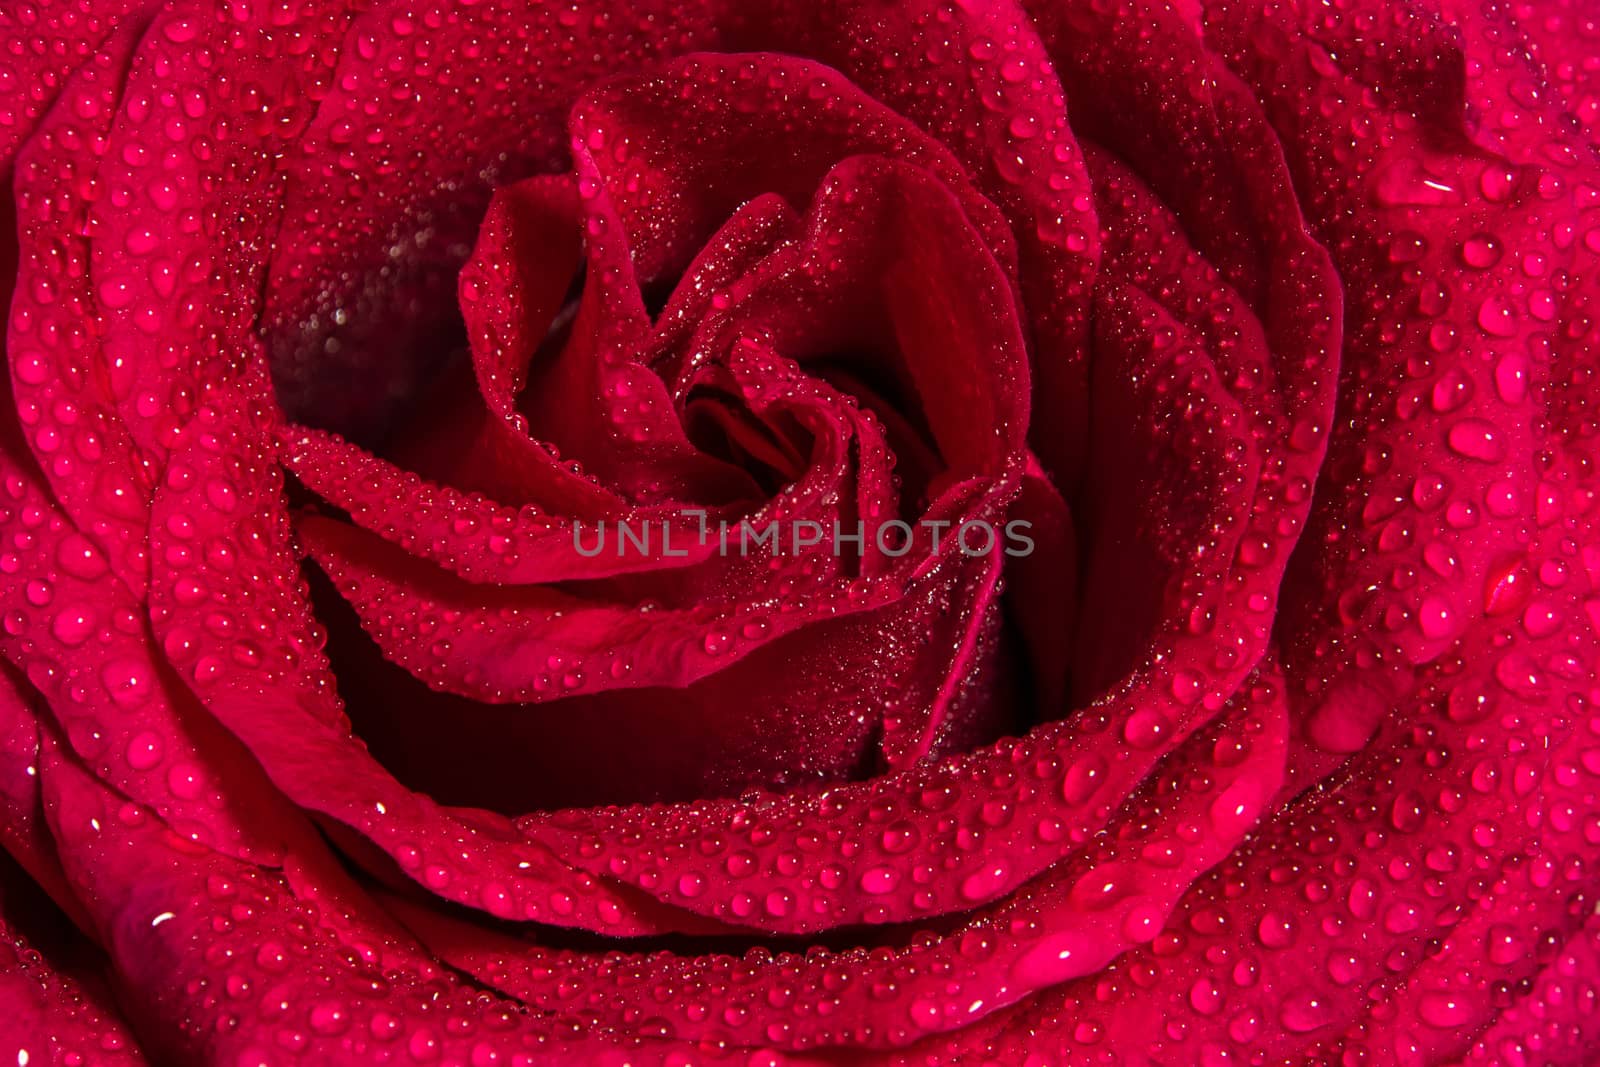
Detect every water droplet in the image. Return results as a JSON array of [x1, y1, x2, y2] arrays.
[[1446, 420, 1505, 462]]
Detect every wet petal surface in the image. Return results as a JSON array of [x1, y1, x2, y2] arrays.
[[0, 0, 1593, 1062]]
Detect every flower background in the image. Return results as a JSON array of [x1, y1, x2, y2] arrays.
[[1, 0, 1599, 1064]]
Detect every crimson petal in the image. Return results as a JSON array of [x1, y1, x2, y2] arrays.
[[0, 664, 92, 934], [0, 0, 153, 167], [262, 1, 735, 441], [733, 0, 1101, 486], [7, 21, 156, 594], [146, 393, 736, 935], [383, 659, 1287, 1050], [518, 236, 1327, 932], [0, 417, 298, 864], [0, 912, 146, 1067]]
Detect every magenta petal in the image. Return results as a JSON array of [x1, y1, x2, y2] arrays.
[[876, 568, 1600, 1064], [646, 193, 802, 379], [88, 4, 348, 463], [1175, 2, 1600, 844], [261, 1, 734, 440], [999, 458, 1078, 717], [301, 513, 894, 703], [34, 730, 791, 1067], [0, 428, 297, 864], [734, 0, 1100, 485], [0, 913, 146, 1067], [516, 188, 1331, 933], [1, 0, 1591, 1061], [646, 154, 1029, 473], [1459, 910, 1600, 1066], [146, 395, 726, 935], [566, 52, 1018, 292], [460, 176, 582, 428], [875, 548, 1006, 771], [458, 165, 758, 509], [0, 0, 154, 168], [7, 22, 156, 594], [285, 426, 733, 583], [383, 660, 1287, 1050], [501, 179, 758, 507], [499, 0, 1338, 944], [0, 665, 94, 934]]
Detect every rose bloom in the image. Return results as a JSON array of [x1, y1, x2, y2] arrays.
[[0, 0, 1598, 1063]]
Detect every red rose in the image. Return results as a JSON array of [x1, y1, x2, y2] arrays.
[[2, 0, 1598, 1063]]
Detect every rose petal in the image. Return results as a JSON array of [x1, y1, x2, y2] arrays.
[[7, 22, 156, 594], [998, 459, 1078, 717], [34, 728, 794, 1066], [285, 426, 727, 583], [1073, 283, 1261, 699], [262, 1, 736, 441], [0, 909, 146, 1067], [734, 0, 1101, 485], [307, 155, 1029, 701], [567, 52, 1018, 295], [646, 193, 803, 376], [0, 0, 153, 168], [300, 512, 898, 704], [0, 664, 93, 934], [88, 3, 347, 462], [881, 537, 1598, 1063], [1459, 909, 1600, 1066], [0, 410, 296, 864], [1185, 0, 1583, 782], [145, 393, 728, 935], [519, 250, 1323, 932], [463, 169, 757, 508], [383, 660, 1287, 1050], [656, 154, 1028, 475], [509, 74, 1336, 920], [462, 176, 581, 429]]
